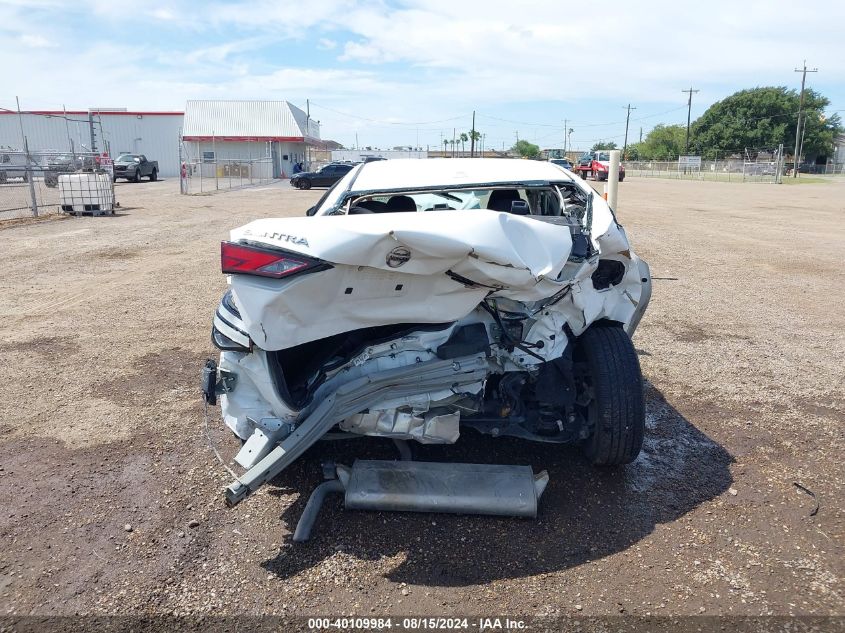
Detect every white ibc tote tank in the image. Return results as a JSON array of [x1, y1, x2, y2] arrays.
[[58, 173, 115, 215]]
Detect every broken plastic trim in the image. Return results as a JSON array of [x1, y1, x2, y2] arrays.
[[225, 353, 492, 507]]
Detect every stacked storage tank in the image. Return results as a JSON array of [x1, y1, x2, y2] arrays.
[[58, 173, 115, 215]]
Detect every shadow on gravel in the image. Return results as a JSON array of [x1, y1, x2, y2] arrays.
[[262, 380, 733, 586]]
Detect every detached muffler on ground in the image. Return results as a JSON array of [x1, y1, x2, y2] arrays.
[[293, 460, 549, 542]]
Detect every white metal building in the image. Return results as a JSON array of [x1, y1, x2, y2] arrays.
[[0, 109, 184, 177], [181, 100, 320, 178]]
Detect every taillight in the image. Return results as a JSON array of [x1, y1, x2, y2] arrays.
[[221, 241, 327, 279]]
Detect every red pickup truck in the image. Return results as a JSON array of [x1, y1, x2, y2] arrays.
[[573, 151, 625, 182]]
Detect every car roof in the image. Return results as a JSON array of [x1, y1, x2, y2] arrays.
[[348, 158, 573, 192]]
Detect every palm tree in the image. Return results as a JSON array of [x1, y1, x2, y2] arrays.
[[443, 139, 449, 156], [469, 129, 481, 156], [459, 132, 469, 156], [449, 139, 456, 157]]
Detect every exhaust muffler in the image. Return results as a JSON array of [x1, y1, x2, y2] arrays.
[[293, 459, 549, 542]]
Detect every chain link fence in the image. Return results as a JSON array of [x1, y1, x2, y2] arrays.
[[179, 157, 276, 194], [623, 157, 785, 183], [0, 150, 114, 220], [179, 141, 277, 195]]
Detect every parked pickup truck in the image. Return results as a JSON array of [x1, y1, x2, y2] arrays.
[[573, 151, 625, 182], [113, 154, 158, 182]]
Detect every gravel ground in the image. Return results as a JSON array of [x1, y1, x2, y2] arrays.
[[0, 175, 842, 617]]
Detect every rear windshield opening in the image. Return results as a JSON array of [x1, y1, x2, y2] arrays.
[[342, 184, 589, 221]]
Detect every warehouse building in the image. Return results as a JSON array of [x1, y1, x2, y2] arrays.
[[0, 109, 184, 177], [181, 100, 320, 179]]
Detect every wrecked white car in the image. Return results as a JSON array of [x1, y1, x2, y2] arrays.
[[203, 158, 651, 539]]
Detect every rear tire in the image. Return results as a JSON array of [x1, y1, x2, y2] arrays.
[[150, 169, 157, 182], [579, 170, 587, 180], [576, 323, 645, 466], [133, 170, 141, 183]]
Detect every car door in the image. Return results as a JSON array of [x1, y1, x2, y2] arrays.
[[333, 165, 352, 183], [314, 165, 333, 186]]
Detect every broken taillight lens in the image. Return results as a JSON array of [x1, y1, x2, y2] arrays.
[[221, 241, 323, 279]]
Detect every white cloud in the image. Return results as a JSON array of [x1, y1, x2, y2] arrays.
[[150, 8, 176, 20], [18, 34, 57, 48], [2, 0, 843, 148]]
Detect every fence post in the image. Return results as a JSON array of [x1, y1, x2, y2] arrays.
[[24, 137, 38, 217], [178, 136, 185, 194], [607, 150, 620, 210]]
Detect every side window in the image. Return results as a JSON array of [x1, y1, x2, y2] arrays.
[[202, 151, 215, 163], [1, 154, 9, 164]]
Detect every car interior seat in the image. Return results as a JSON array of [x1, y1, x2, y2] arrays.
[[349, 199, 389, 214], [385, 195, 417, 212], [486, 189, 524, 213]]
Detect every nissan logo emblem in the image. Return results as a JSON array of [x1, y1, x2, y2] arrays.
[[386, 246, 411, 268]]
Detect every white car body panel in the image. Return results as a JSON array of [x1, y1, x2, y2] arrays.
[[213, 158, 651, 462]]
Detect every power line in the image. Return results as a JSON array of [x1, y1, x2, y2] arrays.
[[307, 100, 468, 127]]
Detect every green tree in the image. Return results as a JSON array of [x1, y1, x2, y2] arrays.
[[591, 141, 618, 151], [691, 86, 842, 160], [636, 124, 687, 160], [443, 139, 449, 154], [623, 143, 641, 161], [512, 139, 540, 159], [469, 129, 481, 155], [459, 132, 469, 156]]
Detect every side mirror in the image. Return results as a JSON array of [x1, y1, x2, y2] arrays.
[[509, 200, 530, 215], [306, 206, 317, 217]]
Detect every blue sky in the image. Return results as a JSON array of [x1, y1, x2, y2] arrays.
[[2, 0, 843, 152]]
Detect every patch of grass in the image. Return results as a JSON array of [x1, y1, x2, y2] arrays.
[[781, 176, 830, 185]]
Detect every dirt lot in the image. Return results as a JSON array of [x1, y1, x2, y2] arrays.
[[1, 176, 843, 618]]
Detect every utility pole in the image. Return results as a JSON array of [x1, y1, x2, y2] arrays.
[[681, 87, 699, 156], [639, 127, 642, 143], [622, 104, 636, 160], [563, 119, 567, 155], [305, 99, 311, 169], [792, 60, 818, 178], [470, 111, 476, 157]]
